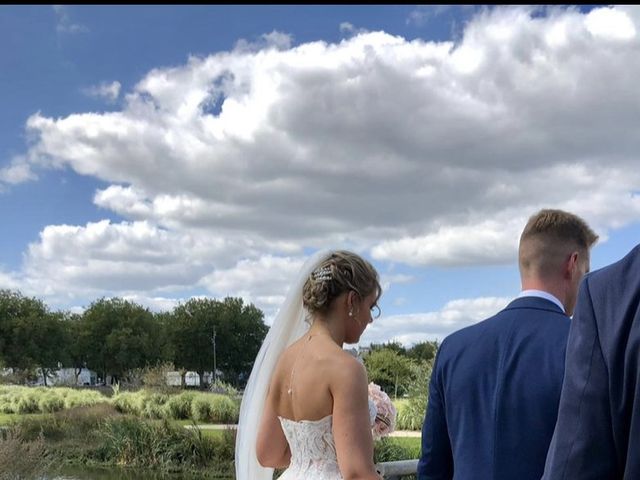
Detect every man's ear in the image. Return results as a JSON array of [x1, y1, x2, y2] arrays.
[[565, 251, 579, 279]]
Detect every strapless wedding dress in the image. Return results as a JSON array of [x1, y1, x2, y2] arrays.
[[277, 399, 377, 479]]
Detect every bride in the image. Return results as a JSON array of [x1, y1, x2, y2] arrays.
[[235, 250, 383, 480]]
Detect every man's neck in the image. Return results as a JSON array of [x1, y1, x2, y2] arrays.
[[521, 279, 566, 312]]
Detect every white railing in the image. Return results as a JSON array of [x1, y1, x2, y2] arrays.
[[378, 459, 419, 479]]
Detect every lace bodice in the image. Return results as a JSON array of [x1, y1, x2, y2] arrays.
[[277, 399, 377, 479]]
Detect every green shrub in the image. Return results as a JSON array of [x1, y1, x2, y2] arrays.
[[112, 391, 142, 415], [163, 391, 196, 420], [16, 394, 39, 414], [209, 395, 239, 423], [141, 392, 169, 419], [63, 389, 106, 410], [396, 360, 433, 431], [191, 395, 212, 423], [374, 437, 419, 462], [38, 393, 65, 413]]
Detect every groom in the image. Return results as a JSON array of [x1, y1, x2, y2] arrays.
[[542, 242, 640, 478], [417, 209, 598, 480]]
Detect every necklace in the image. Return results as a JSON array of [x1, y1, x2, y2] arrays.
[[287, 332, 330, 395]]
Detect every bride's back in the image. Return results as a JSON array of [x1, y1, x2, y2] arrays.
[[270, 334, 353, 422], [251, 251, 383, 480]]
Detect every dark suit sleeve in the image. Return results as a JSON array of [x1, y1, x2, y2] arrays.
[[542, 277, 617, 479], [418, 347, 453, 480]]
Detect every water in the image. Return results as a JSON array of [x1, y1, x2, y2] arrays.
[[47, 465, 233, 480]]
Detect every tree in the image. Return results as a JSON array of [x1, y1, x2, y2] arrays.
[[364, 348, 414, 398], [408, 340, 439, 364], [168, 298, 220, 387], [81, 297, 161, 384], [370, 340, 407, 356], [61, 312, 89, 385], [215, 297, 268, 386], [168, 297, 268, 387], [0, 290, 67, 385]]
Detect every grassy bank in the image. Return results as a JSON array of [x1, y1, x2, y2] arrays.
[[2, 385, 421, 478], [10, 404, 235, 478]]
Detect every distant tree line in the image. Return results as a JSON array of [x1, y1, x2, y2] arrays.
[[363, 339, 439, 398], [0, 289, 268, 388]]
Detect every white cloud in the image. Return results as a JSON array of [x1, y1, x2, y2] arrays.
[[234, 30, 293, 53], [9, 6, 640, 316], [22, 6, 640, 268], [0, 269, 20, 290], [359, 296, 511, 345], [82, 81, 121, 102], [53, 5, 88, 34], [406, 6, 456, 27], [200, 255, 305, 320], [20, 220, 241, 302], [585, 6, 636, 41], [0, 157, 36, 186], [339, 22, 369, 37]]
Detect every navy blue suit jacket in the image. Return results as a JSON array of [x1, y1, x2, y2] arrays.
[[542, 244, 640, 479], [417, 296, 570, 480]]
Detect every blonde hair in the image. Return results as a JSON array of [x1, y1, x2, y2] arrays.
[[519, 209, 598, 278], [302, 250, 381, 320]]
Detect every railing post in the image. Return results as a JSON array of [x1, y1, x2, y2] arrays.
[[377, 459, 419, 479]]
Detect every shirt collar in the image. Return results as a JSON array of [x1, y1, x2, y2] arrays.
[[518, 289, 565, 313]]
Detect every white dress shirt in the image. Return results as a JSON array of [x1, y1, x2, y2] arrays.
[[517, 289, 565, 313]]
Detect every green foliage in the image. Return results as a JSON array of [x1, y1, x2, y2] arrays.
[[215, 297, 268, 385], [96, 416, 234, 473], [142, 392, 170, 419], [0, 386, 109, 415], [37, 391, 65, 413], [164, 391, 197, 420], [190, 395, 213, 423], [1, 289, 268, 389], [110, 389, 237, 423], [396, 359, 433, 431], [407, 340, 439, 364], [10, 404, 235, 476], [141, 361, 176, 391], [168, 297, 268, 387], [209, 378, 239, 396], [364, 348, 414, 398], [0, 290, 68, 385], [17, 403, 119, 443], [208, 394, 239, 423], [81, 297, 162, 382], [370, 340, 407, 355], [373, 436, 420, 462]]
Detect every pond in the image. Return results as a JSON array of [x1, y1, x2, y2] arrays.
[[47, 465, 233, 480]]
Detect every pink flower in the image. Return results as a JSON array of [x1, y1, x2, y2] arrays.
[[368, 382, 397, 439]]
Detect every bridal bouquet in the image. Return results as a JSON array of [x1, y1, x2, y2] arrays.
[[368, 382, 397, 439]]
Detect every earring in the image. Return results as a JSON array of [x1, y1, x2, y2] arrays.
[[348, 309, 353, 317]]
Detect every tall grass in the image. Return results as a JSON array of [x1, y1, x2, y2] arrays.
[[395, 360, 433, 431], [1, 386, 239, 424], [0, 427, 54, 480], [0, 386, 108, 415], [10, 405, 236, 477]]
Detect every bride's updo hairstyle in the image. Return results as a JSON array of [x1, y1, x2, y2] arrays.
[[302, 250, 381, 322]]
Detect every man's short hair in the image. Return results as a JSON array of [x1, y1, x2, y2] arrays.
[[519, 209, 598, 278]]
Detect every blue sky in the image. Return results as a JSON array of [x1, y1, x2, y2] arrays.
[[2, 5, 640, 346]]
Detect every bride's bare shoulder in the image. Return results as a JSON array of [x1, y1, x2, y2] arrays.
[[327, 348, 367, 382]]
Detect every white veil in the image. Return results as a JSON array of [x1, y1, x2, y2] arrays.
[[235, 249, 333, 480]]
